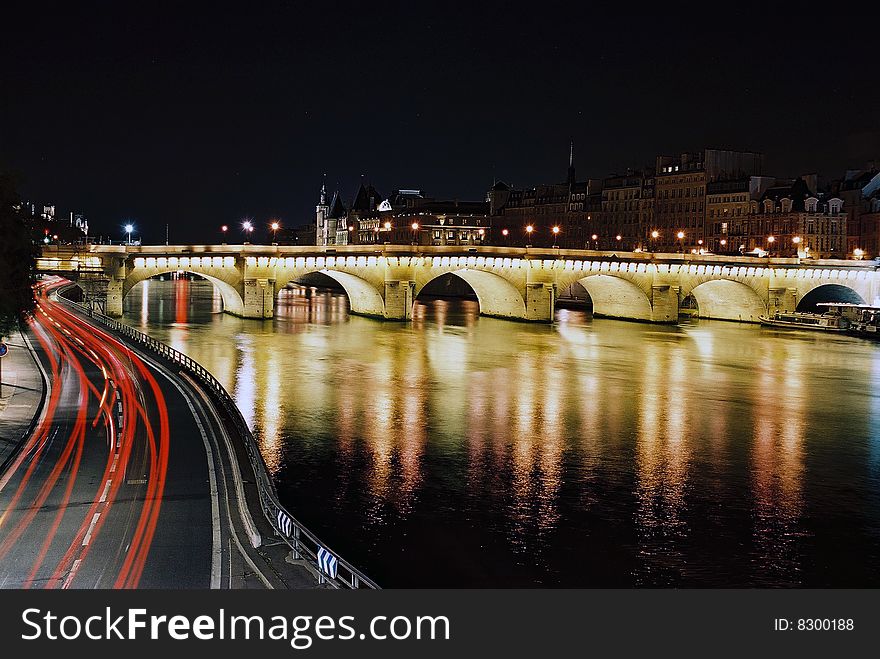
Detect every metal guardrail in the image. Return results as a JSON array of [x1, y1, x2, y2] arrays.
[[57, 292, 379, 589]]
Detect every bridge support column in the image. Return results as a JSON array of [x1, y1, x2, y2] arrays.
[[524, 282, 555, 322], [650, 285, 678, 323], [242, 278, 275, 319], [383, 280, 414, 320], [769, 287, 796, 315], [105, 278, 124, 317]]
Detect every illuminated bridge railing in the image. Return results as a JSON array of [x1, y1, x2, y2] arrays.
[[57, 290, 379, 590]]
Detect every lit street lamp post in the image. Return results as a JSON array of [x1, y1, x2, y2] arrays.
[[221, 225, 228, 243], [591, 233, 598, 250], [270, 221, 280, 244], [677, 231, 685, 253], [526, 224, 534, 247], [242, 220, 253, 244], [124, 223, 134, 246], [411, 222, 419, 245], [650, 230, 659, 252], [552, 225, 560, 247], [767, 235, 775, 256], [502, 228, 509, 246]]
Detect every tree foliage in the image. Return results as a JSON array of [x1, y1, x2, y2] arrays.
[[0, 172, 38, 338]]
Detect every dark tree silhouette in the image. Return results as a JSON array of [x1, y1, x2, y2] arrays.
[[0, 172, 38, 338]]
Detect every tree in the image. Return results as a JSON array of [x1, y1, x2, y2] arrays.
[[0, 172, 38, 338]]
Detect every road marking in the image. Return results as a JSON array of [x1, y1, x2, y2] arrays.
[[99, 480, 112, 503], [110, 454, 119, 473], [82, 513, 101, 546], [62, 559, 82, 589], [145, 365, 224, 589]]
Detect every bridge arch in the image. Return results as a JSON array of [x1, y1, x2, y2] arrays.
[[686, 279, 766, 322], [578, 274, 654, 321], [308, 269, 386, 317], [124, 269, 245, 316], [796, 283, 865, 312], [415, 268, 526, 319]]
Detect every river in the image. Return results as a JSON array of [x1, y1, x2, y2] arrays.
[[122, 277, 880, 587]]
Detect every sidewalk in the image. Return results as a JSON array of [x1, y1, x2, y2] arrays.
[[0, 326, 46, 469]]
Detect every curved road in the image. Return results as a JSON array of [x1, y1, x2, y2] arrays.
[[0, 278, 308, 589]]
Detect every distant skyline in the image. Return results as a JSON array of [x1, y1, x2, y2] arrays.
[[2, 2, 878, 243]]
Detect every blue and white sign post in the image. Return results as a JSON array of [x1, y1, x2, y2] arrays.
[[317, 546, 338, 582], [0, 341, 7, 397]]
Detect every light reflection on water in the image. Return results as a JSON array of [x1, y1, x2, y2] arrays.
[[123, 278, 880, 587]]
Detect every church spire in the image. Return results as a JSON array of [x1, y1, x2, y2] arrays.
[[567, 140, 576, 187], [319, 174, 327, 206]]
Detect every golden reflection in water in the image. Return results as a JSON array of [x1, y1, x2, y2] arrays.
[[259, 350, 283, 474], [211, 285, 223, 314], [140, 280, 149, 327], [174, 278, 189, 324], [750, 340, 805, 584], [634, 342, 691, 585], [234, 334, 257, 430]]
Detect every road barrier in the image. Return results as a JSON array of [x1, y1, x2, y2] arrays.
[[56, 291, 378, 589]]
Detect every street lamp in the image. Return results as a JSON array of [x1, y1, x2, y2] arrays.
[[124, 223, 134, 246], [677, 231, 685, 253], [854, 248, 865, 260], [242, 219, 253, 243], [526, 224, 534, 247], [792, 235, 801, 257], [552, 225, 560, 247], [650, 230, 659, 251], [221, 224, 228, 243], [720, 238, 727, 250], [270, 220, 280, 244], [411, 222, 419, 245], [767, 235, 775, 256], [591, 233, 598, 250]]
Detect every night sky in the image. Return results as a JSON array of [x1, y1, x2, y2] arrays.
[[2, 2, 878, 243]]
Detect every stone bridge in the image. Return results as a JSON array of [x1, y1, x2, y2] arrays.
[[37, 244, 880, 323]]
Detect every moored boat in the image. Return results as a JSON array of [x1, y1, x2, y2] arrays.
[[758, 310, 850, 331], [817, 303, 880, 339]]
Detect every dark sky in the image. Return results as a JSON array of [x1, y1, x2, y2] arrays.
[[2, 2, 878, 243]]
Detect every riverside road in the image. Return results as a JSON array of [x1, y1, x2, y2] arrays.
[[0, 278, 313, 589]]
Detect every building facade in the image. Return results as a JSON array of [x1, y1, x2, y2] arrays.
[[722, 178, 846, 259], [600, 169, 654, 251], [653, 149, 764, 252], [317, 183, 491, 246], [487, 148, 604, 249]]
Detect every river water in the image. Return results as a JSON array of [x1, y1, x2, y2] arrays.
[[122, 278, 880, 587]]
